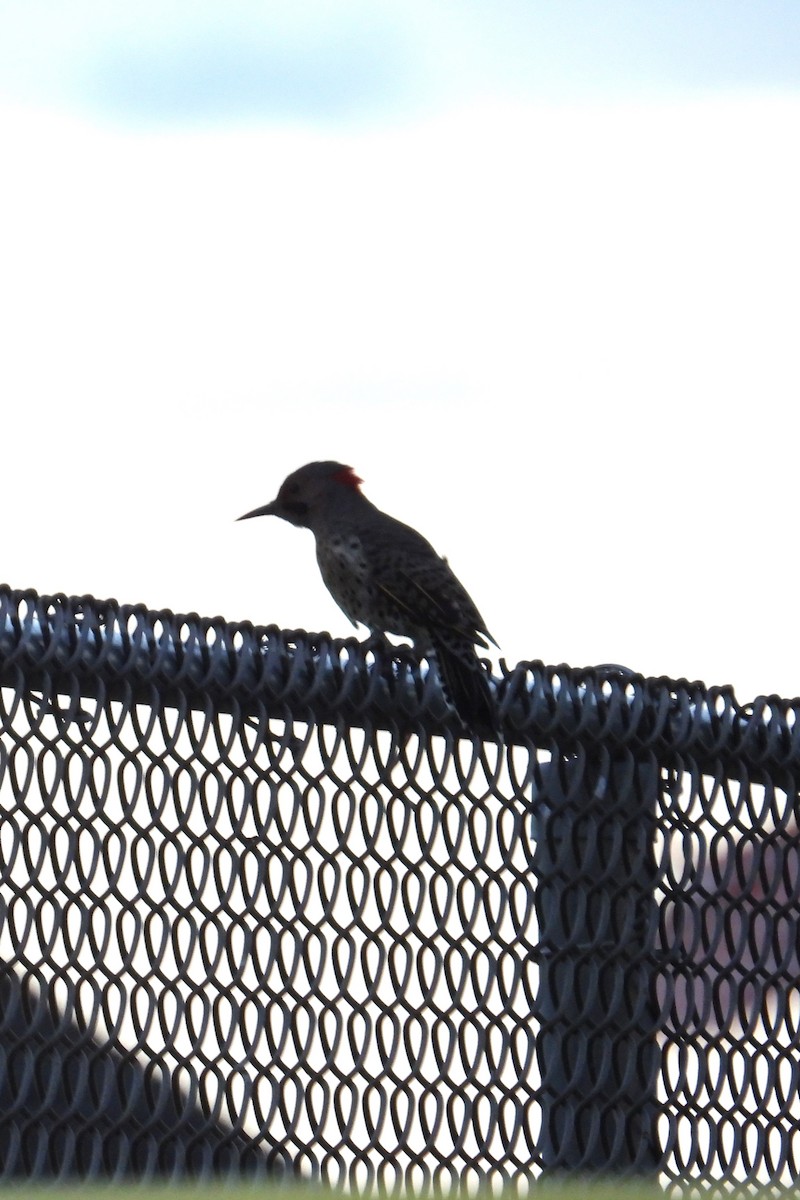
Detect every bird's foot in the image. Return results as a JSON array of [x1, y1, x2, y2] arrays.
[[360, 631, 393, 654]]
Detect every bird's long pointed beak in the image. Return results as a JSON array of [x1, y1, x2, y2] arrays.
[[237, 500, 278, 521]]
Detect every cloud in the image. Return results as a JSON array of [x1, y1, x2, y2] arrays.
[[0, 0, 417, 124], [86, 7, 415, 123]]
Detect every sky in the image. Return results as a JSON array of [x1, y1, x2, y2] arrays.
[[1, 2, 799, 703]]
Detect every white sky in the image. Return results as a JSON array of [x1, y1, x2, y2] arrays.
[[1, 3, 799, 703]]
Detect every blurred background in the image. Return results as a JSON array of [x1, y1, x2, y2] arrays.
[[1, 1, 798, 700]]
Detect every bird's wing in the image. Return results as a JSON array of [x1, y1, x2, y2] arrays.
[[355, 514, 497, 648], [376, 566, 496, 649]]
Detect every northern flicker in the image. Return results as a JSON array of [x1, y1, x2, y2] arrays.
[[238, 461, 497, 736]]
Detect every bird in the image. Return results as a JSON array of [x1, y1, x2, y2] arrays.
[[237, 461, 498, 736]]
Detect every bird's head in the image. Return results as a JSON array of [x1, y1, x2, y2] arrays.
[[238, 461, 364, 530]]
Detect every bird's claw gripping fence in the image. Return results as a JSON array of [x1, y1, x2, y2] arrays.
[[0, 583, 799, 1189]]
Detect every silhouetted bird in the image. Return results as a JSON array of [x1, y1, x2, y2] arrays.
[[238, 461, 497, 735]]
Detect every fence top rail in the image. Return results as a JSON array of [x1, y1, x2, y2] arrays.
[[1, 583, 798, 781]]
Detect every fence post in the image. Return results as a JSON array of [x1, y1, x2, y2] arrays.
[[533, 749, 661, 1175]]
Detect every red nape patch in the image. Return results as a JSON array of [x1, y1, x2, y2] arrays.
[[333, 466, 364, 491]]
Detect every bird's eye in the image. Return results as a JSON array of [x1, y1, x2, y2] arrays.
[[284, 500, 308, 519]]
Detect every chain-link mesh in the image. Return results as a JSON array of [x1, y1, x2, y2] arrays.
[[1, 583, 799, 1188]]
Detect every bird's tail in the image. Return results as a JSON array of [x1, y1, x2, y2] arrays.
[[431, 636, 498, 740]]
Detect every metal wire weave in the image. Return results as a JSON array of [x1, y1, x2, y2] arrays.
[[0, 583, 799, 1188]]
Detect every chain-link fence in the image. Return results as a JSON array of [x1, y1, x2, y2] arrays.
[[0, 583, 799, 1188]]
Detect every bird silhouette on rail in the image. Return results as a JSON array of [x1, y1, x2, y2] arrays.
[[238, 461, 497, 737]]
